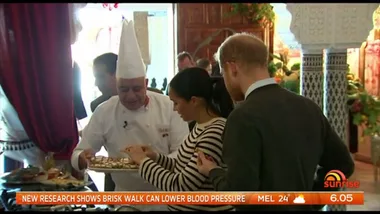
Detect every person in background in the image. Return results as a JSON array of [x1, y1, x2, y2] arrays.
[[73, 62, 87, 121], [85, 53, 119, 192], [71, 20, 189, 211], [70, 3, 87, 122], [196, 58, 212, 76], [123, 67, 234, 211], [197, 33, 355, 211], [177, 51, 195, 72], [90, 53, 118, 112]]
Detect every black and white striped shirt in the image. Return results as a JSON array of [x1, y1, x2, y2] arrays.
[[139, 117, 234, 211]]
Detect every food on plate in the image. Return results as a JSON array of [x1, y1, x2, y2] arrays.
[[47, 168, 61, 179], [2, 166, 41, 182], [88, 156, 138, 169], [34, 168, 69, 183], [47, 178, 86, 187]]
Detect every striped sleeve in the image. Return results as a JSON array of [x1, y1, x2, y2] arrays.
[[155, 153, 176, 171], [139, 124, 225, 191]]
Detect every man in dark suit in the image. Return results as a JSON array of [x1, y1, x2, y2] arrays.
[[90, 53, 118, 192], [177, 51, 196, 72], [90, 53, 118, 112], [197, 33, 355, 211]]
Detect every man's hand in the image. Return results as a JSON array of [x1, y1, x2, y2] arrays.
[[122, 145, 148, 165], [197, 151, 219, 176], [78, 149, 95, 170]]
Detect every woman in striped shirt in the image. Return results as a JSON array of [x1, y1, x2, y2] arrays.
[[124, 67, 234, 211]]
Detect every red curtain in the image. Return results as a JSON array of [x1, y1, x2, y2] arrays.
[[0, 3, 78, 160]]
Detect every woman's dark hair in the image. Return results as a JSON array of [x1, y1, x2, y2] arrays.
[[211, 62, 222, 76], [169, 67, 234, 118]]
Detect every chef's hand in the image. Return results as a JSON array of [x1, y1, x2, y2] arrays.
[[78, 149, 95, 170], [123, 145, 148, 165], [197, 151, 218, 176], [124, 145, 158, 161]]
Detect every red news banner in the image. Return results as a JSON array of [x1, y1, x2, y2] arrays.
[[16, 191, 364, 205]]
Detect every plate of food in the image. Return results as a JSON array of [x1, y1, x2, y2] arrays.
[[1, 166, 43, 184], [87, 156, 139, 173]]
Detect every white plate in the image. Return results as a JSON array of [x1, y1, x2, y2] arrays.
[[87, 167, 138, 173], [1, 180, 40, 185]]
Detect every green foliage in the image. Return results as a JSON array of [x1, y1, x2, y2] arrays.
[[227, 3, 275, 26], [283, 80, 300, 94], [347, 73, 380, 136], [290, 63, 300, 71], [268, 61, 277, 77]]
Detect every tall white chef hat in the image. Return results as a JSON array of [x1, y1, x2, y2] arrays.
[[116, 20, 146, 79]]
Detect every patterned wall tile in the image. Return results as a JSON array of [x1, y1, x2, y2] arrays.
[[323, 49, 349, 211], [301, 52, 324, 108]]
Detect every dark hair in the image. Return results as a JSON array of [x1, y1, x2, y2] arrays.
[[93, 53, 118, 75], [177, 51, 193, 62], [169, 67, 234, 118], [196, 58, 211, 69], [211, 62, 222, 76]]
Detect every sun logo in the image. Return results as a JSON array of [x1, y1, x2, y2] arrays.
[[323, 170, 360, 188], [324, 170, 347, 182]]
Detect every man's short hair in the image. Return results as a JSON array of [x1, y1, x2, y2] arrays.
[[214, 33, 268, 69], [93, 53, 118, 75], [196, 58, 211, 69], [177, 51, 193, 62]]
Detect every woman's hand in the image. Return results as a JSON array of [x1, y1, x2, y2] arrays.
[[140, 145, 158, 161], [123, 145, 148, 165], [123, 145, 158, 161]]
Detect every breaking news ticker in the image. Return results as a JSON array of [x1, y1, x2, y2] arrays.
[[16, 191, 364, 205]]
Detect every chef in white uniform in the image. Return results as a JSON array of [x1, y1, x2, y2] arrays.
[[70, 20, 189, 210]]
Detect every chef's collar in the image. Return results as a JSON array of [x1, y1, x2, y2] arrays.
[[143, 96, 150, 110]]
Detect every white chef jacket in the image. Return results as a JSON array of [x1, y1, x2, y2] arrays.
[[71, 91, 189, 192]]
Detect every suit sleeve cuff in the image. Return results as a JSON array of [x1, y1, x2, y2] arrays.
[[71, 150, 83, 171]]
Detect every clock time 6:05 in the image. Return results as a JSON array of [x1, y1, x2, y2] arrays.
[[330, 194, 353, 203]]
